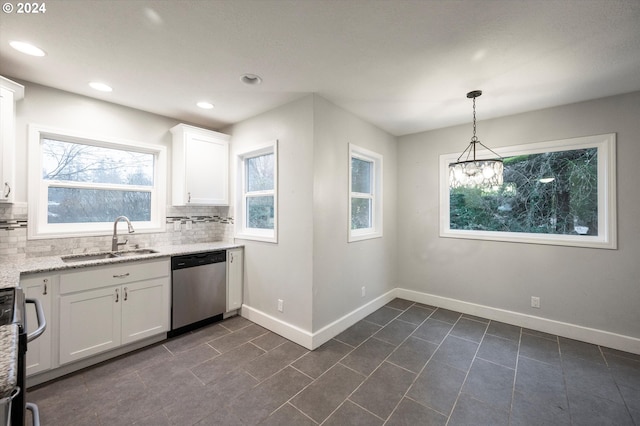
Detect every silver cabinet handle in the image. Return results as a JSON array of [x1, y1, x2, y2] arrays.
[[3, 182, 10, 198], [115, 288, 119, 303], [188, 192, 191, 203], [113, 273, 130, 279], [229, 252, 234, 263], [43, 278, 48, 295], [124, 287, 128, 301]]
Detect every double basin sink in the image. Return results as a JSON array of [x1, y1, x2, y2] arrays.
[[61, 248, 159, 263]]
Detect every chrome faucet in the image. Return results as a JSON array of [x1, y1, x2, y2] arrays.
[[112, 216, 135, 251]]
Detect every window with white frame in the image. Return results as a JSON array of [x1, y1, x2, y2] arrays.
[[439, 133, 616, 249], [28, 125, 166, 239], [236, 141, 278, 243], [349, 144, 383, 242]]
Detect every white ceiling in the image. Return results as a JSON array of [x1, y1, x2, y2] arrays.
[[1, 0, 639, 136]]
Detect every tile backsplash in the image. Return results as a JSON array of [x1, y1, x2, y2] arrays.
[[0, 203, 234, 262]]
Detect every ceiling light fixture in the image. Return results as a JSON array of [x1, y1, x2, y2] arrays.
[[9, 41, 46, 57], [240, 74, 262, 85], [449, 90, 503, 189], [196, 101, 214, 109], [89, 82, 113, 92]]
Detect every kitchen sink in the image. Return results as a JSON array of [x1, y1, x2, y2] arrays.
[[61, 248, 159, 263], [115, 249, 159, 257]]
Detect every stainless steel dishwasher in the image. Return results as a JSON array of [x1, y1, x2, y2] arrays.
[[169, 251, 226, 337]]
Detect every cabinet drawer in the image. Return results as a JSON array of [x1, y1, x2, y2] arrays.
[[60, 259, 170, 295]]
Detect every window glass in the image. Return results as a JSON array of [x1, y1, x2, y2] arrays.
[[246, 153, 274, 192], [351, 197, 372, 229], [247, 195, 275, 229], [47, 188, 151, 223], [351, 158, 372, 194], [42, 139, 154, 185]]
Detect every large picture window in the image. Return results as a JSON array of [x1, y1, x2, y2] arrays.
[[349, 144, 383, 242], [236, 141, 278, 243], [28, 125, 166, 239], [439, 133, 616, 249]]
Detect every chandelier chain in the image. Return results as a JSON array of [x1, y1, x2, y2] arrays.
[[472, 96, 477, 142]]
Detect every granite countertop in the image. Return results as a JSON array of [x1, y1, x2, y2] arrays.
[[0, 241, 243, 290], [0, 324, 18, 399]]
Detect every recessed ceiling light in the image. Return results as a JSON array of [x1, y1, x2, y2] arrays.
[[197, 101, 214, 109], [89, 82, 113, 92], [240, 74, 262, 85], [9, 41, 46, 57]]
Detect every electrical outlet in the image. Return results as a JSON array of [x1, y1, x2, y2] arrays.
[[277, 299, 284, 312], [361, 286, 366, 297], [173, 221, 181, 231], [185, 220, 192, 230], [531, 296, 541, 308]]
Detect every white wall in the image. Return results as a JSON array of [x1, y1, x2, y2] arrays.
[[226, 95, 316, 333], [312, 95, 397, 331], [397, 91, 640, 348]]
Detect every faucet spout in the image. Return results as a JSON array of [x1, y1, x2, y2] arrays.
[[112, 216, 135, 251]]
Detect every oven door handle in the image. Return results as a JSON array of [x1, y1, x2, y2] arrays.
[[26, 298, 47, 343]]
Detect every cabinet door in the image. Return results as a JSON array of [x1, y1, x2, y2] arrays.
[[185, 134, 229, 205], [59, 286, 121, 365], [121, 277, 170, 345], [0, 86, 15, 202], [22, 275, 54, 376], [226, 248, 244, 311]]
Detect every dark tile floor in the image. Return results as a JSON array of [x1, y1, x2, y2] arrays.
[[27, 299, 640, 425]]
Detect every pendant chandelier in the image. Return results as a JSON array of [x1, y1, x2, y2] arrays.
[[449, 90, 503, 189]]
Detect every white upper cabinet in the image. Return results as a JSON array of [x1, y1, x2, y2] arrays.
[[170, 124, 230, 206], [0, 76, 24, 203]]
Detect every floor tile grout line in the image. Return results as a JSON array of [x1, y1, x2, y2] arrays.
[[384, 307, 464, 424], [291, 301, 428, 425], [507, 326, 524, 425], [444, 316, 490, 426]]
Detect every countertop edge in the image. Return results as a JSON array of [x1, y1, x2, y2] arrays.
[[0, 241, 244, 289]]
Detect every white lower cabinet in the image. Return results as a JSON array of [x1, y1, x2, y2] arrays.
[[121, 278, 169, 345], [22, 274, 54, 376], [59, 286, 121, 364], [226, 247, 243, 311], [58, 259, 170, 365]]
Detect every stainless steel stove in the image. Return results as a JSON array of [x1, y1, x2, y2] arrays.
[[0, 287, 44, 426]]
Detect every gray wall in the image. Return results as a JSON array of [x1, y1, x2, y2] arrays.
[[226, 94, 398, 334], [397, 91, 640, 340], [226, 95, 316, 332], [312, 95, 397, 331]]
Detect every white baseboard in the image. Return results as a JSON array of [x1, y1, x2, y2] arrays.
[[310, 290, 396, 349], [240, 289, 396, 350], [241, 305, 314, 349], [241, 288, 640, 355], [396, 288, 640, 355]]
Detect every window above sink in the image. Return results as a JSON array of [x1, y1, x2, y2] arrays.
[[27, 124, 167, 240]]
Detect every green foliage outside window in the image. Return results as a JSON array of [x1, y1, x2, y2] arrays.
[[450, 148, 598, 235]]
